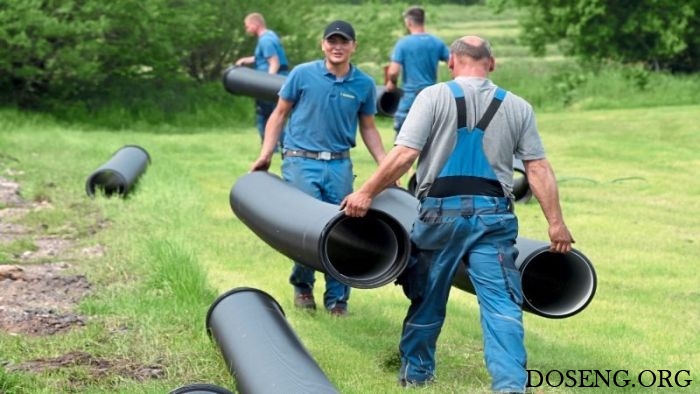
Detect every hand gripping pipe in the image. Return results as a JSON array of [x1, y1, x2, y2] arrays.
[[169, 383, 234, 394], [206, 287, 340, 394], [230, 171, 410, 288], [85, 145, 150, 198], [376, 190, 597, 319], [222, 65, 402, 117]]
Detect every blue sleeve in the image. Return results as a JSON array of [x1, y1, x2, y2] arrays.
[[279, 68, 300, 102], [390, 39, 406, 63], [360, 80, 377, 115], [440, 41, 450, 61], [258, 36, 277, 59]]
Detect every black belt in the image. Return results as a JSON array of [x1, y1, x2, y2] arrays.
[[283, 149, 349, 161], [428, 176, 505, 198]]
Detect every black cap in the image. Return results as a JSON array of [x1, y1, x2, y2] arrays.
[[323, 20, 355, 41]]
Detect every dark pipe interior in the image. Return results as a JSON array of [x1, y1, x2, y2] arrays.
[[521, 250, 597, 318], [378, 90, 401, 116], [512, 170, 528, 201], [87, 171, 127, 197], [321, 210, 409, 289]]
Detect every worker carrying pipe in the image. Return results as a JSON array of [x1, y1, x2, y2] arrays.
[[222, 65, 402, 117], [340, 35, 585, 391]]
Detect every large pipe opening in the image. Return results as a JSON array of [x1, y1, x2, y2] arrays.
[[86, 171, 128, 197], [320, 210, 409, 289], [375, 86, 402, 117], [520, 248, 597, 318]]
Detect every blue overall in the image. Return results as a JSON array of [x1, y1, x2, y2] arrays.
[[398, 81, 526, 392]]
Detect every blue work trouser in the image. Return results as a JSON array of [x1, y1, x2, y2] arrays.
[[255, 100, 283, 152], [393, 89, 418, 133], [398, 195, 526, 392], [281, 156, 353, 310]]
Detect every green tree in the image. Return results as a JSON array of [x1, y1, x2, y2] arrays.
[[493, 0, 700, 72]]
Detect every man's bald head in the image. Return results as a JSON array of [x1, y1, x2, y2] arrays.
[[450, 35, 493, 61]]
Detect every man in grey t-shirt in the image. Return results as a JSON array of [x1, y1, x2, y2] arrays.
[[341, 36, 574, 392]]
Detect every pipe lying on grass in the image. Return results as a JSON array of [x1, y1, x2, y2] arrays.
[[206, 287, 339, 394], [370, 189, 597, 319], [229, 171, 410, 289], [85, 145, 150, 198], [222, 65, 402, 117]]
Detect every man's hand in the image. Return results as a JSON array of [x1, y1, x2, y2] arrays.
[[250, 156, 272, 172], [340, 191, 373, 217], [548, 222, 575, 253]]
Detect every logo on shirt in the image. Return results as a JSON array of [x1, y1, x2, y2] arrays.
[[340, 92, 356, 100]]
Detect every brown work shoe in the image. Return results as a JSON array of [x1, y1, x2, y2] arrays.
[[294, 293, 316, 310], [329, 306, 348, 317]]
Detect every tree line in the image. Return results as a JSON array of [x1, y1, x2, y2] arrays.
[[1, 0, 697, 109]]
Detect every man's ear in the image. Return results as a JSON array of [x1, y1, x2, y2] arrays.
[[488, 57, 495, 72]]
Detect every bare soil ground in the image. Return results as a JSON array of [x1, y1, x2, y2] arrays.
[[0, 175, 165, 384]]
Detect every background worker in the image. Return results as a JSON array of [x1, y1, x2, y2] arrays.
[[250, 20, 388, 317], [235, 12, 289, 150], [341, 35, 574, 392], [385, 5, 449, 134]]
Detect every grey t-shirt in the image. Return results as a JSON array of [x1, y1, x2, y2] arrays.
[[396, 76, 546, 200]]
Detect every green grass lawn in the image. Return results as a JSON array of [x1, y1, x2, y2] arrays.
[[1, 102, 698, 393], [2, 2, 700, 393]]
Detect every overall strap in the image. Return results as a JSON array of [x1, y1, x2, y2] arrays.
[[474, 87, 507, 132], [446, 81, 467, 129]]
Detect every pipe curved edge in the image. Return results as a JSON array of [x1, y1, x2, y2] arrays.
[[169, 383, 234, 394]]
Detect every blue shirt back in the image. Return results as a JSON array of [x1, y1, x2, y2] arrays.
[[279, 60, 377, 152], [390, 33, 449, 92], [255, 30, 289, 74]]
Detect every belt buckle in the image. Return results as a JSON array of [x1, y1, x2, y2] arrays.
[[318, 151, 332, 160]]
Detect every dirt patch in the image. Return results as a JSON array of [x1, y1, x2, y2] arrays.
[[0, 175, 166, 384], [0, 262, 90, 335], [0, 176, 91, 336], [5, 351, 166, 386]]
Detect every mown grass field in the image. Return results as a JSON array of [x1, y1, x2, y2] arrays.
[[1, 3, 700, 394]]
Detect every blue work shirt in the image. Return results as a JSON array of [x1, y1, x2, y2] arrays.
[[279, 60, 377, 152], [391, 33, 449, 92], [255, 30, 289, 73]]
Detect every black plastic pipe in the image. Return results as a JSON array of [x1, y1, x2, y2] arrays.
[[206, 287, 340, 394], [222, 65, 401, 117], [85, 145, 150, 198], [512, 158, 532, 203], [229, 171, 410, 289], [452, 238, 597, 318], [222, 65, 287, 102], [373, 190, 597, 319], [169, 383, 234, 394]]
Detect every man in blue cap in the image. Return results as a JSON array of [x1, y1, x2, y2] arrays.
[[250, 20, 388, 317]]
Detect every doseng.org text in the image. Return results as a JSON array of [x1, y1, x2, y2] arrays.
[[527, 369, 692, 389]]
